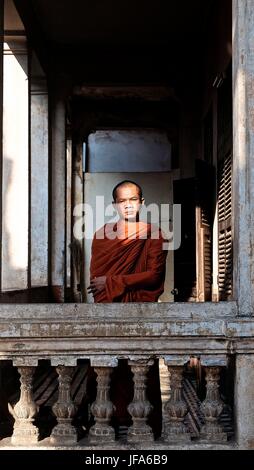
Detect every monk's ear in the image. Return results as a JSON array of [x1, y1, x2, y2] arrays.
[[141, 198, 145, 205]]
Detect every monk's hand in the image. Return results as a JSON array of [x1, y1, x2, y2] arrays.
[[87, 276, 107, 296]]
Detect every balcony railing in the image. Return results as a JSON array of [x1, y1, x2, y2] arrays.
[[0, 301, 247, 448]]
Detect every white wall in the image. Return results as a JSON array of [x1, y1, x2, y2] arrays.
[[2, 41, 28, 290], [86, 130, 171, 172]]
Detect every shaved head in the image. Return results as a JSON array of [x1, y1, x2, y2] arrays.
[[112, 180, 143, 202]]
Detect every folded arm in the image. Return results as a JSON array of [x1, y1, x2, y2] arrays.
[[105, 236, 167, 301]]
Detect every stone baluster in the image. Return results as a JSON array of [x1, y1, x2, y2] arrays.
[[50, 365, 77, 445], [9, 364, 39, 445], [89, 357, 117, 443], [200, 365, 227, 442], [127, 359, 154, 443], [158, 357, 171, 439], [163, 355, 190, 442]]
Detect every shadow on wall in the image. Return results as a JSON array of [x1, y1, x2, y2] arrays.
[[0, 158, 49, 302]]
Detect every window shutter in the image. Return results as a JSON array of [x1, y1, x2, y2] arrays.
[[173, 178, 196, 301], [217, 153, 232, 300], [196, 160, 215, 301], [217, 65, 233, 301]]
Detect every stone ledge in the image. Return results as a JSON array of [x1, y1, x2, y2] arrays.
[[0, 436, 237, 451], [1, 317, 253, 339], [0, 301, 238, 320]]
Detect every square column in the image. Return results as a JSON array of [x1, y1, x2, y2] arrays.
[[235, 354, 254, 448], [233, 0, 254, 315], [49, 83, 66, 302]]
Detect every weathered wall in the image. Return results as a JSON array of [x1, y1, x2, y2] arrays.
[[87, 130, 171, 172]]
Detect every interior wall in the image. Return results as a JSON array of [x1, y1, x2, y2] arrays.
[[87, 129, 172, 173], [84, 172, 174, 303], [83, 129, 175, 303]]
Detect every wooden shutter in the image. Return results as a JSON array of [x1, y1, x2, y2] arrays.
[[217, 153, 232, 300], [195, 160, 215, 301], [217, 66, 233, 300], [173, 178, 196, 301]]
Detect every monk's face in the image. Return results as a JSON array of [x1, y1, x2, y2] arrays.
[[114, 184, 144, 221]]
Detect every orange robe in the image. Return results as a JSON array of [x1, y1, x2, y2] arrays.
[[90, 221, 168, 302]]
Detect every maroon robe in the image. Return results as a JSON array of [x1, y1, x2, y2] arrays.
[[90, 221, 168, 302]]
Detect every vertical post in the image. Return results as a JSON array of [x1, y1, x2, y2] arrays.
[[88, 357, 117, 443], [127, 359, 154, 443], [232, 0, 254, 315], [235, 354, 254, 449], [158, 357, 171, 439], [163, 356, 190, 443], [89, 367, 115, 443], [71, 143, 84, 302], [200, 367, 227, 442], [212, 93, 219, 301], [49, 81, 66, 302], [0, 0, 3, 294], [50, 365, 77, 445], [9, 365, 39, 445], [30, 57, 48, 289], [199, 355, 228, 443]]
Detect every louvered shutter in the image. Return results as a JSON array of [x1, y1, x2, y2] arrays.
[[196, 160, 214, 301], [218, 153, 232, 300], [173, 178, 196, 301], [217, 66, 233, 301]]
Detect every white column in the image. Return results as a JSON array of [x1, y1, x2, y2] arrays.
[[66, 138, 72, 289], [50, 84, 66, 302], [2, 40, 28, 291], [233, 0, 254, 315], [30, 76, 48, 287], [71, 143, 84, 302], [0, 0, 3, 291]]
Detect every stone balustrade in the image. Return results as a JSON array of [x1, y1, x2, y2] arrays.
[[0, 301, 253, 448], [0, 354, 231, 448]]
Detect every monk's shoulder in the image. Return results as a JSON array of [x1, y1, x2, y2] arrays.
[[93, 223, 117, 241]]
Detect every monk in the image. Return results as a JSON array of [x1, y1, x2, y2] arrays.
[[88, 180, 168, 302]]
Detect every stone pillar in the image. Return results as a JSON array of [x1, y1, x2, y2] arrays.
[[49, 82, 66, 302], [235, 354, 254, 449], [71, 143, 84, 302], [88, 357, 117, 443], [200, 356, 227, 443], [9, 366, 39, 445], [127, 359, 154, 443], [30, 71, 49, 288], [163, 356, 190, 443], [50, 365, 77, 445], [233, 0, 254, 315], [0, 0, 3, 290]]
